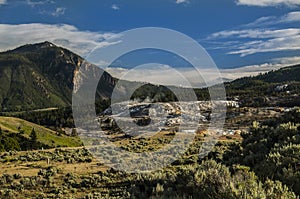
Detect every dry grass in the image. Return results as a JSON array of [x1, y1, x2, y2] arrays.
[[0, 148, 108, 177]]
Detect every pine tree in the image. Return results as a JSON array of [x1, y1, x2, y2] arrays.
[[30, 128, 37, 143], [71, 128, 77, 137]]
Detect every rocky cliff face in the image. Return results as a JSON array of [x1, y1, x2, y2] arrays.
[[0, 41, 116, 111]]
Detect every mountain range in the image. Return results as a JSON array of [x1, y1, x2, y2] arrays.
[[0, 41, 299, 111]]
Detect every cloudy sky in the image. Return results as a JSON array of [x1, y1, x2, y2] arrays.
[[0, 0, 299, 86]]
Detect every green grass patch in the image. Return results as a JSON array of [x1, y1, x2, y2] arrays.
[[0, 116, 82, 148]]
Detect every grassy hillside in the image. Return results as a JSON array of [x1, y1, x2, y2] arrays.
[[0, 116, 82, 150]]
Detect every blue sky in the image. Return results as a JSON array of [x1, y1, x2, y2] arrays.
[[0, 0, 300, 85]]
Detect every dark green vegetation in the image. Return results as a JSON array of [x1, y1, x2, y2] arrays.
[[225, 65, 300, 107], [0, 42, 78, 111], [0, 109, 299, 198], [0, 42, 115, 112], [219, 108, 300, 196], [2, 107, 75, 128], [0, 116, 82, 151]]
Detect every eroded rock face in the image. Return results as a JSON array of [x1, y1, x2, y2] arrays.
[[0, 42, 117, 111]]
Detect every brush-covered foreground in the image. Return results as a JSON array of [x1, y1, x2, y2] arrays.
[[0, 108, 299, 198]]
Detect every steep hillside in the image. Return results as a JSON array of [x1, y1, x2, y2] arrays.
[[0, 41, 116, 111]]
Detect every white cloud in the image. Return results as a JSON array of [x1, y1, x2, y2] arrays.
[[0, 23, 118, 56], [209, 28, 300, 56], [220, 55, 300, 79], [207, 11, 300, 57], [228, 34, 300, 57], [0, 0, 6, 5], [104, 63, 288, 87], [208, 27, 300, 56], [245, 11, 300, 27], [51, 7, 66, 17], [281, 11, 300, 23], [175, 0, 189, 4], [105, 55, 300, 87], [271, 56, 300, 65], [111, 4, 120, 10], [25, 0, 54, 7], [210, 28, 300, 39], [236, 0, 300, 7], [105, 64, 219, 88], [38, 7, 66, 17], [220, 63, 286, 80], [205, 11, 300, 76]]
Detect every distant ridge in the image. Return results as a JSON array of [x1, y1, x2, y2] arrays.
[[0, 42, 299, 111], [225, 64, 300, 107]]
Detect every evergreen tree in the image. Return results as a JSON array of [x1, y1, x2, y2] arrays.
[[30, 128, 37, 145], [71, 128, 77, 137]]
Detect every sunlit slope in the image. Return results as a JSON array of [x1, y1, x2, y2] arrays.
[[0, 116, 82, 148]]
